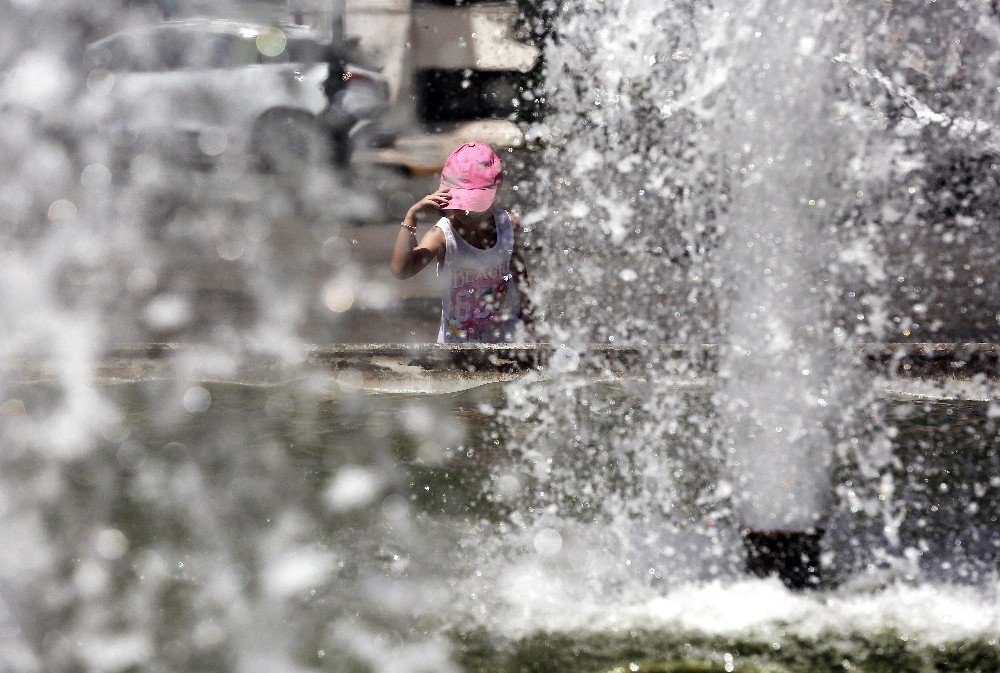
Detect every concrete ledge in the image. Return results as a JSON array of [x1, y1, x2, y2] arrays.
[[857, 342, 999, 378], [4, 344, 996, 391], [412, 3, 541, 72], [101, 342, 997, 376], [306, 342, 648, 372], [308, 342, 999, 377]]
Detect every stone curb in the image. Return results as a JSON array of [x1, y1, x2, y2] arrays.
[[91, 342, 999, 379]]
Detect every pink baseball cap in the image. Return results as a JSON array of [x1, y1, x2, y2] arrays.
[[439, 142, 503, 212]]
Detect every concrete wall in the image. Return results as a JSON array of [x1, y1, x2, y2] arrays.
[[346, 1, 539, 103], [345, 1, 538, 170], [411, 2, 539, 73], [345, 0, 414, 102]]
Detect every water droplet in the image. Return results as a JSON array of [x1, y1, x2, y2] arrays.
[[551, 346, 580, 373], [533, 528, 562, 556], [326, 466, 381, 512], [95, 528, 129, 560], [182, 387, 211, 414]]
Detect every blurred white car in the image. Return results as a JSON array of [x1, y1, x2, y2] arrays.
[[86, 19, 389, 170]]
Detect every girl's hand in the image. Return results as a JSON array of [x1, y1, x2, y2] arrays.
[[406, 188, 451, 221]]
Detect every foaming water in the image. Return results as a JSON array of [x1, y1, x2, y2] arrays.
[[460, 573, 1000, 644]]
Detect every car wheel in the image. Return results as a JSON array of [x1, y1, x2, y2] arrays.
[[251, 107, 330, 175]]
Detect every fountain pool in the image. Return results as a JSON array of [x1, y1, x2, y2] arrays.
[[2, 369, 997, 672], [1, 0, 999, 671]]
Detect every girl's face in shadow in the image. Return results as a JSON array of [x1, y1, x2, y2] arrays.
[[447, 208, 492, 228]]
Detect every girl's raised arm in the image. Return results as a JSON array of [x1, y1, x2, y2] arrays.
[[390, 189, 450, 279]]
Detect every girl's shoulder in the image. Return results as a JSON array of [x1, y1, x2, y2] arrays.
[[498, 209, 520, 247], [426, 222, 448, 249], [432, 217, 455, 242], [494, 207, 518, 226]]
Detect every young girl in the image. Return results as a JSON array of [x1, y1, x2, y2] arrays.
[[390, 142, 530, 343]]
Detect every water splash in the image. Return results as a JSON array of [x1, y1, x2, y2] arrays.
[[0, 3, 429, 672], [498, 0, 1000, 592]]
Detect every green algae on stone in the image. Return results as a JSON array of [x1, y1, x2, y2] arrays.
[[606, 662, 788, 673], [453, 628, 1000, 673], [931, 639, 1000, 673]]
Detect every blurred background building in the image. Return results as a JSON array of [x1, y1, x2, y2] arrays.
[[121, 0, 539, 172]]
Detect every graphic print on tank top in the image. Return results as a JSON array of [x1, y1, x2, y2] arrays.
[[445, 257, 511, 340]]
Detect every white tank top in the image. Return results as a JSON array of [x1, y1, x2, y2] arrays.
[[435, 210, 522, 343]]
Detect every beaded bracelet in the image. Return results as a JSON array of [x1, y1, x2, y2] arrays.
[[400, 221, 417, 233]]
